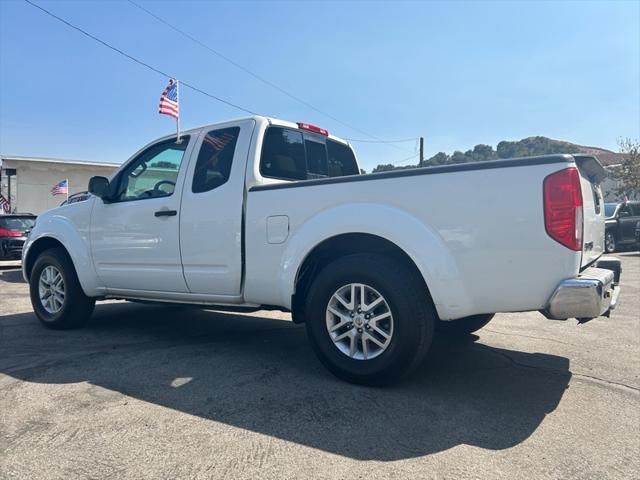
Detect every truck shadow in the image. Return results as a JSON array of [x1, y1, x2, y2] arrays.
[[0, 267, 25, 283], [0, 302, 571, 461]]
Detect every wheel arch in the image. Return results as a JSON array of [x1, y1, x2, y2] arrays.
[[291, 233, 433, 323], [280, 203, 473, 322], [24, 236, 68, 281], [23, 216, 101, 297]]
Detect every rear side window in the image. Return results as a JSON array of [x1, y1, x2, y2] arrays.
[[327, 140, 358, 176], [260, 126, 358, 181], [192, 127, 240, 193], [260, 128, 306, 180]]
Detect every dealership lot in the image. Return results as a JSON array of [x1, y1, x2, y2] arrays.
[[0, 254, 638, 479]]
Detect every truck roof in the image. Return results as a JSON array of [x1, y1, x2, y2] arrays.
[[182, 115, 351, 146]]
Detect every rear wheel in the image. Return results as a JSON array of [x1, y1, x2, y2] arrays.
[[29, 247, 95, 329], [304, 254, 435, 386], [436, 314, 494, 336], [605, 231, 616, 253]]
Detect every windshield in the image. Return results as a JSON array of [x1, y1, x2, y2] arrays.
[[604, 203, 618, 218], [0, 217, 36, 230]]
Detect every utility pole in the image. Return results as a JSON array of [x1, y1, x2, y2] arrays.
[[419, 137, 424, 167]]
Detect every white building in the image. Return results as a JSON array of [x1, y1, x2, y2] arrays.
[[0, 156, 120, 215]]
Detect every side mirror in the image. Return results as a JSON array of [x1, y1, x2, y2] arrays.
[[618, 210, 630, 218], [88, 176, 111, 201]]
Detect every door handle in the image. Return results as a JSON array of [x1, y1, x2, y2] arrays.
[[154, 209, 177, 217]]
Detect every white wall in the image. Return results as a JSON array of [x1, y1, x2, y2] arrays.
[[1, 159, 118, 215]]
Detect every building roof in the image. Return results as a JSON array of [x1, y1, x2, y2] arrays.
[[0, 155, 121, 168]]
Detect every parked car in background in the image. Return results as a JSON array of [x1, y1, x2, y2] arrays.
[[604, 201, 640, 252], [635, 221, 640, 250], [60, 191, 92, 206], [0, 214, 36, 260]]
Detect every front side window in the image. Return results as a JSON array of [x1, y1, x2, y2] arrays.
[[619, 205, 632, 217], [604, 203, 617, 218], [113, 137, 189, 202], [192, 127, 240, 193]]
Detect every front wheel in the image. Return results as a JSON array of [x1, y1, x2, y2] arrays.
[[605, 231, 616, 253], [29, 247, 95, 329], [304, 254, 435, 386], [436, 314, 495, 336]]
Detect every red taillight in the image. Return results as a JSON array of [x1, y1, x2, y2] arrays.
[[543, 167, 583, 251], [0, 229, 22, 237], [297, 122, 329, 136]]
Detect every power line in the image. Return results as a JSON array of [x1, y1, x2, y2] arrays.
[[23, 0, 259, 115], [126, 0, 413, 153], [22, 0, 416, 166]]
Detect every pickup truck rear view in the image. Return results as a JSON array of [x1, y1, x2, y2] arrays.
[[22, 116, 622, 385]]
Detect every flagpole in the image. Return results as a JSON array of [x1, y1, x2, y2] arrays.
[[176, 79, 181, 143]]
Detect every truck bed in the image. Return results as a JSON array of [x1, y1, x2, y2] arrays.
[[244, 154, 592, 320]]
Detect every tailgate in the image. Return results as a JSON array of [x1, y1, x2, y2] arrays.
[[575, 155, 606, 267]]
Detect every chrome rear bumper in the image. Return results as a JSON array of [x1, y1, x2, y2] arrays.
[[544, 257, 621, 321]]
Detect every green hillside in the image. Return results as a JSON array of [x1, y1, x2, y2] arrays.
[[371, 136, 616, 173]]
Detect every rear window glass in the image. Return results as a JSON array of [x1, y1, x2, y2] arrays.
[[327, 140, 359, 176], [305, 140, 328, 178], [192, 127, 240, 193], [0, 217, 36, 230], [260, 128, 306, 180]]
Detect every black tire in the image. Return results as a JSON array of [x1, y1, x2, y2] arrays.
[[605, 231, 616, 253], [436, 313, 494, 336], [29, 247, 95, 329], [304, 253, 435, 386]]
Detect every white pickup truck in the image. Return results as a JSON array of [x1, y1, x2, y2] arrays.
[[22, 116, 622, 384]]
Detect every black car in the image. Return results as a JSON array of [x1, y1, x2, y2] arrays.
[[0, 214, 36, 260], [604, 200, 640, 253]]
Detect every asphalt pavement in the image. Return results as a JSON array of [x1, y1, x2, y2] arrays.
[[1, 254, 638, 479]]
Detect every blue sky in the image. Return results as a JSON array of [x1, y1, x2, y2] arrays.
[[0, 0, 638, 171]]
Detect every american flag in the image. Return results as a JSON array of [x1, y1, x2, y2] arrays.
[[0, 193, 9, 213], [159, 79, 179, 119], [51, 179, 69, 196], [203, 132, 236, 151]]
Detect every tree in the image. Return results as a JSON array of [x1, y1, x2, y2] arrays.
[[149, 161, 178, 170], [469, 144, 497, 162], [449, 151, 468, 164], [426, 152, 449, 166], [609, 138, 640, 199]]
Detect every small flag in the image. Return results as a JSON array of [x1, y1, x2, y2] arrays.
[[159, 79, 179, 119], [0, 193, 9, 213], [51, 179, 69, 196]]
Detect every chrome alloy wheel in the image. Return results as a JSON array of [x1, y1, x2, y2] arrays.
[[325, 283, 394, 360], [38, 265, 65, 314]]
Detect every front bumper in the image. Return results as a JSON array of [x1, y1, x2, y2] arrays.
[[544, 257, 621, 321]]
